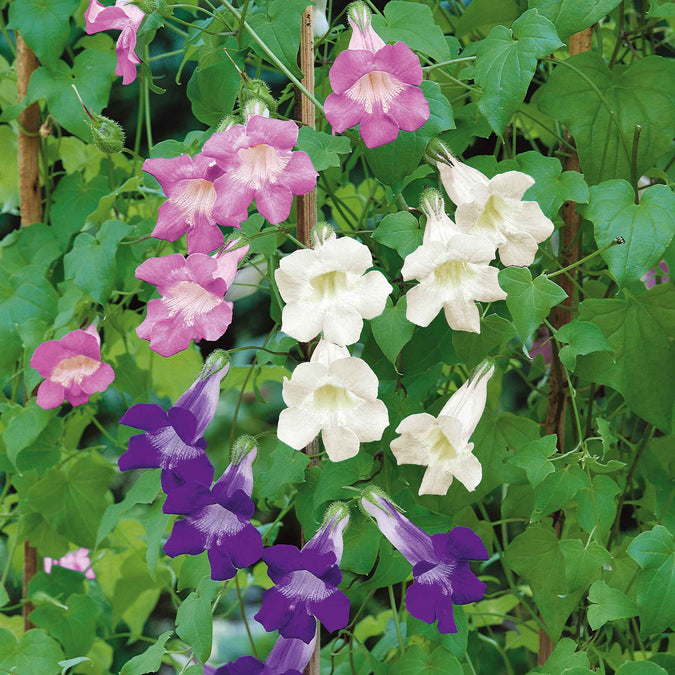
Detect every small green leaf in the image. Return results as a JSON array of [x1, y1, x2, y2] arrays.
[[453, 0, 521, 37], [176, 591, 212, 663], [576, 475, 620, 539], [628, 525, 674, 569], [371, 297, 415, 365], [296, 127, 351, 172], [499, 267, 567, 340], [0, 628, 64, 675], [556, 320, 613, 371], [559, 539, 612, 593], [252, 436, 309, 505], [587, 580, 638, 630], [119, 631, 172, 675], [532, 465, 589, 521], [538, 638, 592, 673], [615, 663, 668, 675], [452, 315, 516, 369], [528, 0, 622, 39], [508, 434, 557, 486], [59, 657, 92, 674], [2, 403, 55, 469], [341, 512, 380, 575], [373, 211, 422, 258], [391, 645, 463, 675]]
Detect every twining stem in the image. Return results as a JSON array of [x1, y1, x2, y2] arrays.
[[235, 575, 258, 657], [547, 237, 624, 279], [388, 585, 404, 653]]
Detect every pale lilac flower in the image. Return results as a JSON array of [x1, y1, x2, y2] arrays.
[[85, 0, 145, 85], [361, 487, 488, 633], [402, 191, 506, 334], [119, 350, 230, 491], [143, 153, 243, 254], [277, 340, 389, 461], [255, 503, 350, 643], [390, 361, 493, 495], [217, 635, 317, 674], [432, 144, 554, 267], [30, 325, 115, 409], [530, 327, 553, 363], [163, 437, 263, 580], [44, 548, 95, 580], [135, 253, 235, 356], [275, 226, 392, 345], [202, 116, 317, 225], [642, 261, 669, 289], [324, 3, 429, 148]]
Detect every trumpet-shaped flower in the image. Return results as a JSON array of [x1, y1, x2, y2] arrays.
[[324, 3, 429, 148], [277, 340, 388, 461], [143, 153, 243, 254], [390, 362, 493, 495], [432, 145, 554, 267], [44, 548, 95, 580], [361, 487, 488, 633], [118, 351, 230, 491], [217, 635, 317, 675], [85, 0, 145, 85], [202, 116, 317, 225], [136, 253, 236, 356], [163, 437, 263, 580], [30, 325, 115, 409], [255, 503, 350, 643], [275, 229, 392, 345]]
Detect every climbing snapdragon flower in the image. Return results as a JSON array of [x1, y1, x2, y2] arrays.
[[217, 635, 317, 675]]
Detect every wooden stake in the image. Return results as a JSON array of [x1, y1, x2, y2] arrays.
[[17, 34, 42, 227], [539, 26, 593, 666]]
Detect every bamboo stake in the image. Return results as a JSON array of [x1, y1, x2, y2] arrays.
[[539, 26, 593, 666]]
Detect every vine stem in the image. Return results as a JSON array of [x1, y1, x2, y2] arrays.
[[546, 237, 625, 279], [388, 586, 404, 654]]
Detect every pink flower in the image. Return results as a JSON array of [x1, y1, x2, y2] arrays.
[[642, 261, 669, 289], [324, 3, 429, 149], [85, 0, 145, 86], [143, 153, 241, 254], [136, 248, 245, 357], [202, 116, 317, 225], [30, 326, 115, 409], [44, 548, 95, 580]]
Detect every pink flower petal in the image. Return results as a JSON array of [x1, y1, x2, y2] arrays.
[[36, 380, 65, 409], [387, 86, 429, 133], [374, 43, 424, 86], [358, 112, 400, 148], [324, 93, 366, 134], [246, 115, 299, 150], [282, 152, 319, 196], [255, 182, 294, 224], [136, 253, 189, 291]]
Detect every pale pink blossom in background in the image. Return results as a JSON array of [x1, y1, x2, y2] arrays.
[[44, 548, 95, 579], [324, 3, 429, 148], [85, 0, 145, 85], [31, 326, 115, 409], [642, 261, 669, 289]]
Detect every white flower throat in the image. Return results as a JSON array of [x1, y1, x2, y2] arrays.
[[173, 178, 217, 221], [51, 355, 100, 386], [346, 71, 404, 114], [165, 281, 221, 326], [232, 144, 290, 189]]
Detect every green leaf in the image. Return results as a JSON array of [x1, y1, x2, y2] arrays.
[[0, 628, 64, 675], [359, 540, 411, 592], [475, 9, 563, 134], [371, 297, 415, 365], [365, 80, 454, 191], [59, 656, 92, 674], [538, 53, 675, 185], [587, 580, 638, 630], [538, 638, 591, 673], [64, 219, 132, 304], [579, 181, 675, 287], [508, 434, 557, 486], [407, 607, 468, 658], [391, 645, 463, 674], [371, 1, 451, 62], [453, 0, 521, 37], [532, 465, 589, 521], [528, 0, 622, 39], [648, 0, 675, 17], [176, 591, 212, 663], [499, 267, 567, 340], [8, 0, 79, 64], [576, 475, 620, 539], [452, 315, 516, 369], [578, 286, 675, 433], [119, 631, 172, 675], [0, 125, 18, 213], [373, 211, 423, 258], [559, 539, 612, 593], [556, 319, 613, 371], [615, 663, 669, 675], [340, 511, 380, 575], [0, 222, 62, 275], [252, 436, 309, 504], [2, 402, 55, 469], [296, 127, 351, 172], [628, 525, 674, 569]]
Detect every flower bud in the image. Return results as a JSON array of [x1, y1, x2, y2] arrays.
[[425, 138, 455, 168], [243, 97, 271, 120], [232, 434, 257, 464], [216, 114, 240, 133], [313, 0, 330, 38], [129, 0, 157, 13], [347, 1, 371, 31], [89, 114, 125, 154], [240, 78, 277, 117], [311, 221, 336, 248]]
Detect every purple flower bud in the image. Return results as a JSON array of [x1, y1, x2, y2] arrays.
[[361, 487, 488, 633], [216, 635, 316, 674], [255, 503, 350, 643]]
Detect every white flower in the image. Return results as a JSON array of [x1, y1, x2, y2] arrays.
[[312, 0, 330, 37], [274, 230, 392, 346], [402, 191, 505, 334], [225, 259, 267, 301], [390, 361, 494, 495], [277, 339, 389, 462], [434, 146, 554, 267]]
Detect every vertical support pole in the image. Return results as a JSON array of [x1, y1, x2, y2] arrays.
[[296, 8, 320, 675], [539, 26, 592, 666], [16, 32, 41, 630], [17, 34, 42, 227]]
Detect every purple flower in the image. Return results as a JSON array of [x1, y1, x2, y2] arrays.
[[255, 503, 350, 643], [163, 436, 263, 580], [215, 635, 316, 675], [361, 487, 488, 633], [118, 350, 230, 491]]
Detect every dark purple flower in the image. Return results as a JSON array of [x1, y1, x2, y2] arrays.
[[163, 437, 263, 580], [361, 487, 488, 633], [118, 350, 230, 491], [255, 503, 350, 643], [215, 635, 316, 675]]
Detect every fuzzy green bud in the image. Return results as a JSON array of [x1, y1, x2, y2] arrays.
[[89, 114, 125, 154], [129, 0, 159, 13], [201, 349, 231, 380], [232, 434, 257, 464], [217, 114, 240, 133], [424, 138, 454, 167], [240, 78, 277, 115], [311, 221, 335, 248], [243, 97, 271, 120]]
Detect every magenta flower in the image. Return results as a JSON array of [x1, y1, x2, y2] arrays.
[[44, 548, 95, 580], [85, 0, 145, 85], [143, 153, 244, 254], [202, 116, 318, 225], [217, 635, 317, 675], [361, 487, 488, 633], [163, 437, 263, 580], [136, 253, 237, 356], [30, 325, 115, 409], [254, 503, 350, 643], [324, 3, 429, 149]]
